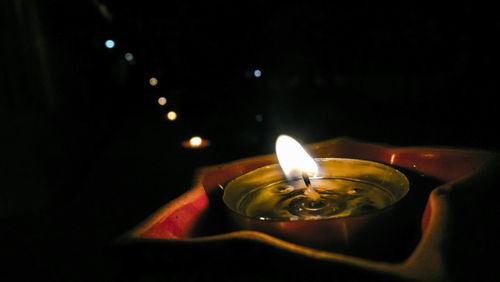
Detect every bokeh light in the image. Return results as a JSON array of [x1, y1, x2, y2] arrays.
[[149, 77, 158, 86], [253, 69, 262, 78], [255, 114, 263, 122], [124, 52, 134, 62], [158, 97, 167, 106], [105, 39, 115, 49], [167, 111, 177, 121]]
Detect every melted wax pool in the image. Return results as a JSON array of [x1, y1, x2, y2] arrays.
[[235, 178, 395, 221]]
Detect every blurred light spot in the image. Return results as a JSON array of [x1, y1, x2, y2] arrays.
[[253, 69, 262, 78], [255, 114, 263, 122], [97, 3, 113, 22], [189, 136, 202, 147], [124, 52, 134, 62], [149, 77, 158, 86], [182, 136, 210, 149], [105, 39, 115, 49], [158, 97, 167, 106], [167, 111, 177, 121]]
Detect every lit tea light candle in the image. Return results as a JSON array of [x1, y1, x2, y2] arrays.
[[223, 135, 409, 221], [182, 136, 210, 149]]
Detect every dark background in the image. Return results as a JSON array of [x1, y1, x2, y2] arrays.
[[1, 1, 499, 281]]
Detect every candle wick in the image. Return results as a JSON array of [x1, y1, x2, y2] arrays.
[[302, 172, 311, 188], [302, 172, 320, 201]]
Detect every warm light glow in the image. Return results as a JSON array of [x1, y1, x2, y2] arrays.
[[105, 39, 115, 49], [167, 111, 177, 121], [149, 77, 158, 86], [158, 97, 167, 106], [181, 136, 210, 149], [189, 136, 203, 147], [276, 135, 318, 177]]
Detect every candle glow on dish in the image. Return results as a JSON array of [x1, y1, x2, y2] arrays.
[[223, 135, 409, 221]]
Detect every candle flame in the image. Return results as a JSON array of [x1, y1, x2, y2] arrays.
[[189, 136, 203, 147], [276, 135, 318, 178]]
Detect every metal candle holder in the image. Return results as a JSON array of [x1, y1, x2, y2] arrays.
[[223, 158, 409, 250]]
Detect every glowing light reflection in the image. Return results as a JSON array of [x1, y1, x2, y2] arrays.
[[390, 153, 396, 164]]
